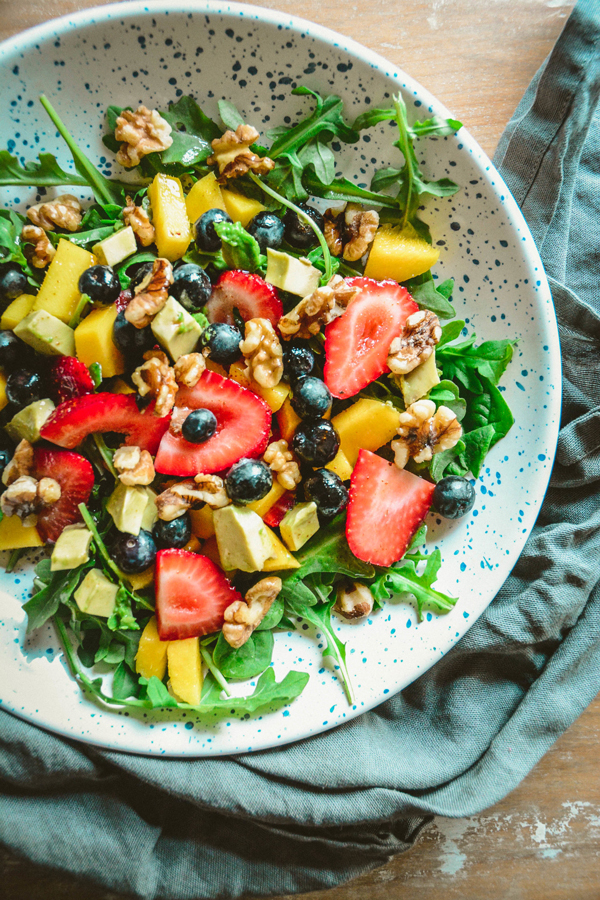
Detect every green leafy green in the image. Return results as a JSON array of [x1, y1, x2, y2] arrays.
[[112, 662, 139, 701], [369, 550, 457, 620], [214, 219, 266, 272], [303, 171, 399, 208], [282, 515, 375, 585], [437, 334, 516, 393], [0, 209, 29, 270], [107, 584, 139, 631], [428, 380, 467, 422], [407, 275, 456, 320], [23, 564, 91, 633], [268, 86, 359, 161], [218, 99, 245, 131], [213, 631, 274, 680], [0, 151, 88, 188], [159, 96, 222, 168]]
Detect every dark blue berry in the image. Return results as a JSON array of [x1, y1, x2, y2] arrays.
[[171, 263, 212, 313], [291, 376, 332, 419], [194, 208, 233, 252], [111, 529, 157, 574], [292, 419, 340, 467], [5, 369, 43, 409], [432, 476, 476, 519], [200, 322, 242, 365], [182, 408, 217, 444], [0, 330, 22, 371], [225, 458, 273, 504], [0, 266, 28, 304], [78, 265, 121, 304], [112, 310, 155, 361], [304, 469, 349, 518], [247, 211, 285, 251], [152, 513, 192, 550], [283, 203, 324, 249], [283, 344, 314, 382]]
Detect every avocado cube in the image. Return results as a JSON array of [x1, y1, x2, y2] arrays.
[[400, 352, 441, 406], [265, 249, 321, 297], [213, 506, 271, 572], [14, 309, 76, 357], [106, 482, 149, 535], [279, 502, 320, 551], [6, 399, 56, 443], [140, 488, 158, 532], [51, 525, 93, 571], [74, 568, 119, 618], [151, 297, 203, 361], [93, 226, 137, 267]]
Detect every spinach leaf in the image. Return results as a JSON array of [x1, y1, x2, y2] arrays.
[[0, 209, 29, 270], [407, 275, 456, 320], [23, 564, 90, 633], [437, 319, 466, 349], [0, 151, 88, 188], [430, 425, 496, 481], [256, 594, 285, 631], [112, 661, 139, 700], [213, 630, 274, 680], [214, 219, 266, 272], [437, 334, 516, 391], [369, 550, 457, 620], [464, 375, 514, 444], [282, 515, 375, 585], [65, 226, 115, 248], [218, 99, 245, 131], [428, 380, 467, 422], [159, 96, 221, 168]]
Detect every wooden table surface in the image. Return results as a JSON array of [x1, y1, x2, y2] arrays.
[[2, 1, 597, 898]]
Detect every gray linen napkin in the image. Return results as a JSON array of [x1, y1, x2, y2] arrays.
[[2, 1, 600, 897]]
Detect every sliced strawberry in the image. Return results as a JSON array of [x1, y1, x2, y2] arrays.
[[346, 449, 435, 566], [154, 369, 271, 476], [49, 356, 95, 405], [324, 277, 418, 399], [40, 393, 170, 455], [263, 491, 296, 528], [206, 270, 283, 327], [33, 447, 94, 544], [155, 549, 243, 640]]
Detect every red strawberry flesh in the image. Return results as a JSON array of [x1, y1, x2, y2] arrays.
[[263, 491, 296, 528], [49, 357, 94, 405], [206, 270, 283, 327], [346, 449, 435, 566], [33, 447, 94, 544]]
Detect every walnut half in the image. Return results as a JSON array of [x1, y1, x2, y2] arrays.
[[323, 203, 379, 261], [239, 318, 283, 388], [131, 349, 178, 418], [124, 258, 174, 329], [27, 194, 83, 232], [387, 310, 442, 376], [115, 106, 173, 168], [263, 439, 301, 491], [21, 224, 55, 268], [208, 124, 275, 182], [123, 195, 155, 247], [391, 399, 462, 469], [113, 445, 155, 486], [156, 475, 229, 521], [278, 275, 359, 339], [334, 582, 374, 621], [222, 577, 282, 649], [1, 474, 61, 526]]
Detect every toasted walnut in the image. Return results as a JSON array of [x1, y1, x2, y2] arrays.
[[168, 407, 187, 436], [131, 349, 178, 418], [278, 275, 359, 340], [27, 194, 83, 232], [193, 474, 230, 508], [2, 439, 34, 487], [125, 258, 174, 328], [21, 224, 55, 268], [334, 581, 374, 620], [387, 310, 442, 377], [240, 318, 283, 388], [174, 353, 206, 388], [113, 445, 155, 486], [208, 124, 275, 182], [323, 207, 344, 256], [1, 474, 61, 525], [123, 195, 155, 247], [263, 439, 301, 491], [342, 203, 379, 261], [156, 475, 229, 521], [222, 576, 282, 649], [37, 477, 62, 505], [115, 106, 173, 168], [391, 399, 462, 469]]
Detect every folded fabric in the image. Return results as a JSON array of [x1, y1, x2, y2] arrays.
[[2, 1, 600, 897]]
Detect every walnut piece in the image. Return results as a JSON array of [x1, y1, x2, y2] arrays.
[[2, 439, 34, 486], [124, 257, 174, 329], [278, 275, 359, 339], [27, 194, 83, 232], [240, 318, 283, 388], [21, 223, 55, 268], [342, 203, 379, 261], [1, 473, 61, 526], [334, 582, 374, 620], [222, 576, 282, 649], [387, 310, 442, 376], [174, 353, 206, 388], [323, 207, 344, 256], [207, 124, 275, 182], [113, 445, 155, 486], [156, 475, 229, 521], [115, 106, 173, 168], [131, 349, 178, 418], [263, 439, 301, 491], [123, 195, 155, 247], [391, 399, 462, 469]]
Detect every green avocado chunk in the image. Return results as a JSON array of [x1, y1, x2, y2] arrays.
[[5, 399, 56, 443], [107, 482, 150, 536], [50, 525, 93, 571], [151, 297, 203, 361], [74, 568, 118, 617], [279, 502, 320, 551], [14, 309, 76, 357], [265, 249, 321, 297], [213, 505, 271, 572]]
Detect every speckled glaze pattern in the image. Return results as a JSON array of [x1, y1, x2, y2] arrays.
[[0, 1, 560, 757]]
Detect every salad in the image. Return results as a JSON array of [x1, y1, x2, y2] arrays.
[[0, 87, 515, 715]]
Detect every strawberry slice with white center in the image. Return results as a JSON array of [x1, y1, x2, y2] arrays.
[[33, 447, 94, 544], [206, 270, 283, 327], [155, 369, 271, 476], [155, 549, 243, 640], [40, 393, 170, 455], [346, 449, 435, 566], [324, 277, 419, 399]]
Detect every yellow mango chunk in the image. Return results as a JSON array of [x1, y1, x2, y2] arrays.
[[262, 525, 300, 571], [186, 171, 226, 223], [332, 398, 401, 467], [0, 371, 7, 413], [148, 173, 192, 261], [0, 515, 43, 550], [326, 449, 353, 481], [183, 535, 202, 554], [229, 361, 290, 412], [33, 239, 95, 323], [110, 377, 135, 395], [247, 481, 286, 519], [205, 358, 228, 377], [190, 505, 215, 539], [74, 304, 124, 378], [276, 397, 302, 443], [136, 616, 169, 680], [127, 566, 155, 591], [1, 293, 35, 330], [167, 637, 203, 706], [221, 189, 265, 227], [363, 222, 440, 283]]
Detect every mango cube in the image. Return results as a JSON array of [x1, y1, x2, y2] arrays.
[[74, 304, 124, 378], [326, 449, 353, 482], [1, 293, 35, 330], [262, 525, 300, 571], [363, 222, 440, 283], [332, 398, 401, 466], [148, 173, 192, 261], [229, 361, 290, 412], [0, 371, 7, 413], [247, 481, 286, 519], [33, 239, 95, 323], [127, 566, 155, 592], [136, 616, 169, 680], [186, 171, 226, 223], [167, 637, 203, 706], [276, 397, 302, 443], [0, 515, 43, 550], [190, 505, 215, 540], [221, 189, 265, 227]]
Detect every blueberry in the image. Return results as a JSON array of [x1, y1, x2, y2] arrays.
[[194, 208, 233, 253], [247, 211, 285, 252], [182, 408, 217, 444], [283, 203, 324, 249], [152, 513, 192, 550], [282, 344, 314, 383], [171, 263, 212, 313], [432, 476, 476, 519], [200, 322, 242, 365], [111, 529, 157, 574], [225, 458, 273, 504], [6, 368, 43, 409], [112, 310, 155, 361], [0, 330, 22, 371], [291, 376, 332, 419], [78, 265, 121, 304], [128, 261, 154, 291], [292, 419, 340, 467], [304, 468, 349, 518], [0, 266, 28, 305]]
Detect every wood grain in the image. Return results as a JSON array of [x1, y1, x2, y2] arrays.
[[1, 1, 593, 899]]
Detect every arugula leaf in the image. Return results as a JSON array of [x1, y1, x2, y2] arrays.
[[115, 250, 157, 288], [22, 564, 90, 633], [214, 219, 266, 272], [107, 584, 139, 632], [0, 151, 88, 188], [303, 171, 400, 208], [268, 87, 359, 161], [369, 550, 457, 620], [437, 319, 466, 349], [0, 209, 29, 273], [218, 99, 245, 131], [282, 515, 375, 585], [65, 226, 115, 248], [213, 631, 274, 680], [144, 675, 179, 708], [112, 661, 139, 700], [159, 96, 221, 168], [256, 594, 285, 631], [407, 275, 456, 320], [199, 667, 309, 714]]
